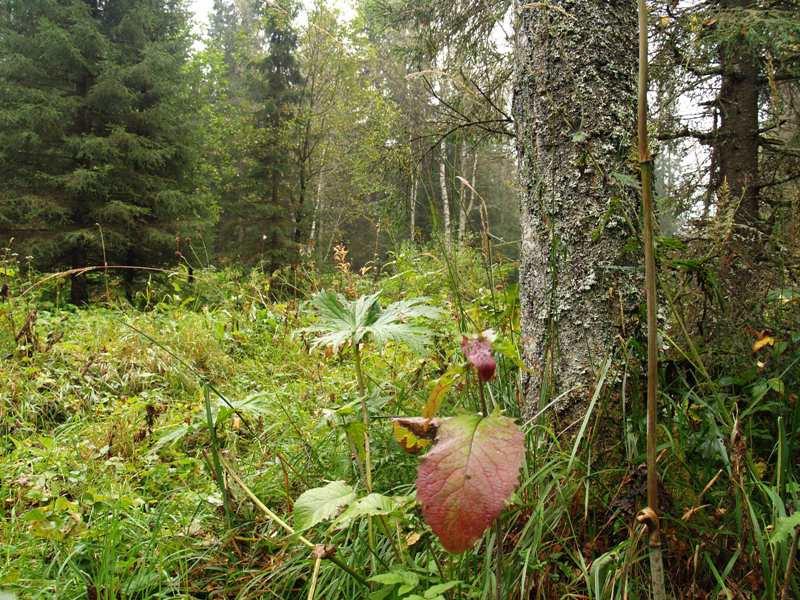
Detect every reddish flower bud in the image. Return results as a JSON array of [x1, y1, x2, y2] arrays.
[[461, 334, 496, 382]]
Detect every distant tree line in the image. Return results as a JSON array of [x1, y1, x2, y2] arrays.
[[0, 0, 520, 304], [0, 0, 212, 303]]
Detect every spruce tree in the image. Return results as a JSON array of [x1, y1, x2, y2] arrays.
[[0, 0, 214, 303], [205, 0, 302, 269], [250, 0, 303, 267]]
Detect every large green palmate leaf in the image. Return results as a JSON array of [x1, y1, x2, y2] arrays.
[[300, 290, 442, 353], [293, 481, 356, 531], [416, 414, 524, 553]]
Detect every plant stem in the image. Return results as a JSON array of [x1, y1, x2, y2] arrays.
[[781, 527, 799, 600], [307, 554, 322, 600], [353, 341, 376, 569], [478, 378, 488, 415], [353, 342, 372, 492], [220, 455, 368, 588], [203, 386, 232, 528], [638, 2, 667, 600], [494, 519, 502, 600], [353, 340, 367, 395], [478, 377, 501, 599]]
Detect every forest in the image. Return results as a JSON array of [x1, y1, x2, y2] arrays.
[[0, 0, 798, 598]]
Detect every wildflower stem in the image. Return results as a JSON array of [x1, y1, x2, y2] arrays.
[[353, 341, 376, 569], [220, 455, 369, 588], [478, 378, 488, 416]]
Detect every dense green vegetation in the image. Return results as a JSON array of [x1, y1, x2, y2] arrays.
[[1, 0, 520, 289], [1, 245, 799, 598], [0, 0, 214, 304], [1, 0, 799, 598]]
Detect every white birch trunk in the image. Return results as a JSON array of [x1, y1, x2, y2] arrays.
[[409, 172, 418, 241], [458, 147, 478, 245], [439, 141, 451, 250]]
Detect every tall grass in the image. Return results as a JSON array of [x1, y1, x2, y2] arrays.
[[1, 245, 797, 598]]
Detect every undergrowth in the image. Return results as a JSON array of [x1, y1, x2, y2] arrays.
[[1, 243, 798, 599]]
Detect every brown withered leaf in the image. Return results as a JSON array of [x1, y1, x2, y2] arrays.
[[752, 332, 776, 353], [392, 417, 437, 455], [394, 417, 438, 439]]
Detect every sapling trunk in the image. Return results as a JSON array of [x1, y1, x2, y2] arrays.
[[637, 1, 667, 599], [478, 377, 501, 600], [353, 341, 376, 565]]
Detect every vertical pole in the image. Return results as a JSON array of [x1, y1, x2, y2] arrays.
[[637, 1, 667, 599]]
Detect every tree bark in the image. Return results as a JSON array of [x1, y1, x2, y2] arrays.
[[70, 272, 89, 306], [70, 247, 88, 306], [717, 0, 760, 226], [439, 141, 452, 250], [409, 172, 418, 241], [458, 145, 478, 245], [514, 0, 640, 420], [309, 162, 324, 250], [713, 0, 766, 327]]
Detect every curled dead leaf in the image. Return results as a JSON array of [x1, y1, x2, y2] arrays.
[[393, 418, 437, 455], [394, 417, 438, 439], [752, 333, 775, 353], [313, 544, 337, 559], [636, 506, 659, 530]]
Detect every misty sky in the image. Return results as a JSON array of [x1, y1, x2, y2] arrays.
[[189, 0, 214, 28], [188, 0, 355, 31]]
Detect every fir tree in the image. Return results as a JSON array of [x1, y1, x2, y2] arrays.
[[205, 0, 302, 269], [0, 0, 214, 303]]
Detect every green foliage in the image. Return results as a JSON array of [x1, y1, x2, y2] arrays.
[[293, 481, 356, 531], [1, 242, 798, 599], [302, 290, 442, 353], [201, 0, 303, 269], [0, 0, 214, 284]]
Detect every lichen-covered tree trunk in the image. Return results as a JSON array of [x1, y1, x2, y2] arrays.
[[715, 0, 763, 324], [514, 1, 641, 422], [718, 0, 760, 226]]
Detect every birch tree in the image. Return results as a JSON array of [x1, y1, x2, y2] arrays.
[[439, 141, 452, 250], [457, 144, 478, 245]]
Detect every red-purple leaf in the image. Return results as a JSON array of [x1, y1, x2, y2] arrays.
[[461, 336, 496, 382], [416, 414, 525, 553]]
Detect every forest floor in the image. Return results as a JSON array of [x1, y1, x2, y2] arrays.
[[1, 248, 798, 599]]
